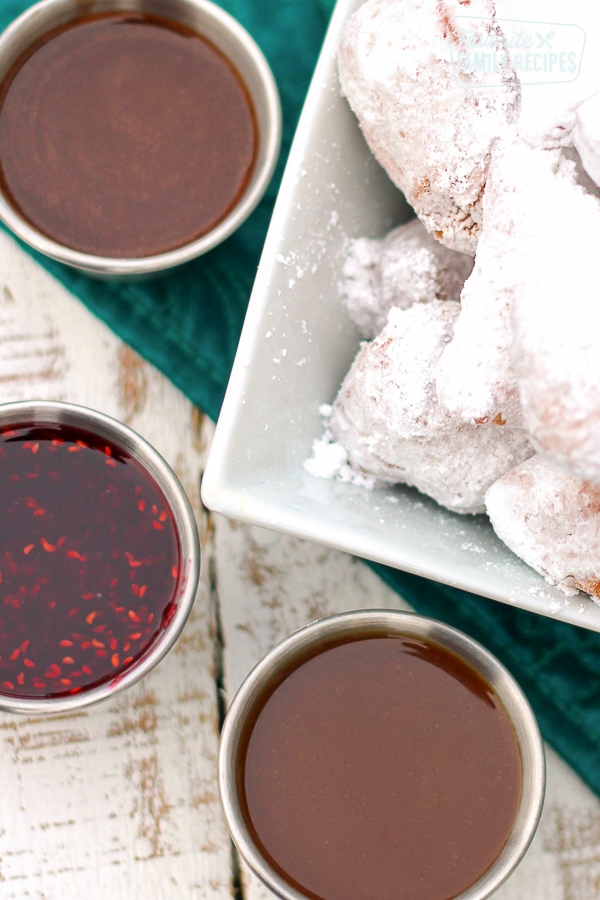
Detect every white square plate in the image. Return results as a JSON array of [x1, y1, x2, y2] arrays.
[[201, 0, 600, 632]]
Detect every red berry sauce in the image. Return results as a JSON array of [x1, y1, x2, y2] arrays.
[[0, 422, 180, 698]]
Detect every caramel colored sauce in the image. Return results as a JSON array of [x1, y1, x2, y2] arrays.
[[0, 13, 257, 258], [240, 634, 522, 900]]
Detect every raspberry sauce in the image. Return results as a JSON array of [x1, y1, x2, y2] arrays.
[[0, 423, 180, 698]]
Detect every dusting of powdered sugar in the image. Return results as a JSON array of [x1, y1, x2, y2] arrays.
[[300, 0, 600, 603], [341, 219, 473, 339], [323, 302, 533, 514], [486, 455, 600, 598], [304, 412, 379, 489], [338, 0, 520, 253]]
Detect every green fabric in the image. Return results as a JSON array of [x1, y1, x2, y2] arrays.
[[2, 0, 600, 799]]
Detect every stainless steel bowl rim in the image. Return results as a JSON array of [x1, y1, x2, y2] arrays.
[[219, 608, 546, 900], [0, 400, 200, 714], [0, 0, 282, 277]]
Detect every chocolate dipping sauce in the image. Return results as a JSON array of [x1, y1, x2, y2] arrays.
[[239, 634, 522, 900], [0, 12, 257, 258]]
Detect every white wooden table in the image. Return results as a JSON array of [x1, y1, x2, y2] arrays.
[[0, 230, 599, 899]]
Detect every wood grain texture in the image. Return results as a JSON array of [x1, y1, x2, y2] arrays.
[[0, 233, 232, 899], [2, 227, 600, 900]]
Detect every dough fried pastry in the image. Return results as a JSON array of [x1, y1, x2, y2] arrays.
[[330, 302, 533, 513], [338, 0, 519, 253], [486, 456, 600, 598], [342, 218, 473, 339]]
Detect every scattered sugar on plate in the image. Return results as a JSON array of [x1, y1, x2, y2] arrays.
[[304, 406, 378, 489]]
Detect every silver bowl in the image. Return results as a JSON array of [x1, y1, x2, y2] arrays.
[[219, 609, 546, 900], [0, 0, 281, 278], [0, 400, 200, 715]]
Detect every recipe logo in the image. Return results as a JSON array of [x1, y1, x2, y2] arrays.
[[448, 17, 586, 87]]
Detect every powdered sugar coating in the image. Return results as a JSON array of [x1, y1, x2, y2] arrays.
[[486, 455, 600, 599], [342, 219, 473, 339], [496, 1, 600, 151], [337, 0, 520, 254], [327, 0, 600, 594], [573, 92, 600, 188], [339, 236, 380, 339], [330, 302, 533, 514], [506, 142, 600, 482], [436, 142, 526, 427]]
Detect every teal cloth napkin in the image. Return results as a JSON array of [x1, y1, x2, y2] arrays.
[[2, 0, 600, 799]]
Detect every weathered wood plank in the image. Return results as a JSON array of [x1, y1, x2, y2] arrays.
[[0, 232, 232, 899], [2, 224, 600, 900]]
